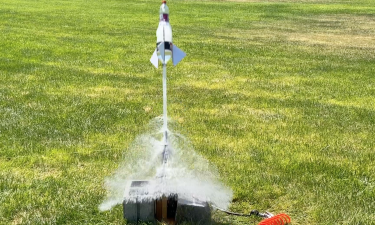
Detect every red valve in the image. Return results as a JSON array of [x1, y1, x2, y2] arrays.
[[258, 213, 291, 225]]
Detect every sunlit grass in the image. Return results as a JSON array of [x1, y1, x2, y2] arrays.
[[1, 0, 375, 224]]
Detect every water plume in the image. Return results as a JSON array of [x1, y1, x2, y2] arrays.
[[99, 117, 233, 211]]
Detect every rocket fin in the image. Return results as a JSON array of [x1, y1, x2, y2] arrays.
[[172, 45, 186, 66], [150, 49, 159, 68], [158, 42, 165, 63]]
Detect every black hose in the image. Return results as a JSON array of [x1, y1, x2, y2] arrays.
[[213, 206, 271, 218]]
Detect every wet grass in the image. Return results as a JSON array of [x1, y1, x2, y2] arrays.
[[1, 0, 375, 224]]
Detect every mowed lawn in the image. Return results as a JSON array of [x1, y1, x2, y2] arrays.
[[1, 0, 375, 224]]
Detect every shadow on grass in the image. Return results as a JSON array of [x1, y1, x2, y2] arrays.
[[176, 84, 375, 126], [0, 59, 156, 158]]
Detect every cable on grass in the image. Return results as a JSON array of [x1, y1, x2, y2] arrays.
[[213, 205, 291, 225]]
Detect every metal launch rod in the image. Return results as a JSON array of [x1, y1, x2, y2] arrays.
[[147, 1, 186, 223], [161, 40, 169, 222], [149, 0, 186, 179], [162, 62, 167, 136], [162, 24, 169, 168], [162, 61, 169, 166]]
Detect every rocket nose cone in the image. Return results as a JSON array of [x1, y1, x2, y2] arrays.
[[162, 0, 166, 3]]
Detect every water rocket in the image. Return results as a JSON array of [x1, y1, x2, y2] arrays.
[[123, 2, 210, 224], [150, 0, 186, 68], [150, 0, 186, 180]]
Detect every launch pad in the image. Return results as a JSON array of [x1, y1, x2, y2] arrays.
[[123, 181, 211, 224]]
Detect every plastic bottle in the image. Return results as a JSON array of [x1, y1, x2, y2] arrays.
[[156, 0, 172, 63]]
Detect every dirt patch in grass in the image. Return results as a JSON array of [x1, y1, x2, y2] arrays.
[[11, 212, 26, 225], [224, 0, 346, 2], [288, 15, 375, 48], [215, 14, 375, 49], [288, 33, 375, 48]]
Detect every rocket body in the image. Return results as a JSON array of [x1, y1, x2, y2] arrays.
[[157, 2, 172, 43], [150, 1, 185, 68], [156, 2, 172, 63], [156, 21, 172, 43]]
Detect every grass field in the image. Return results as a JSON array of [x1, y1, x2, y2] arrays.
[[1, 0, 375, 224]]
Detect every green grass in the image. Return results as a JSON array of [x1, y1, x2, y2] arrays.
[[1, 0, 375, 224]]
